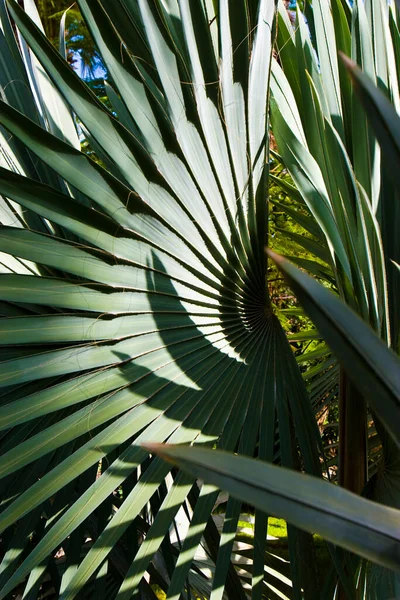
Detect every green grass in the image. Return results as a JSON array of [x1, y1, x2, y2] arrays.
[[237, 515, 288, 538], [268, 517, 288, 538]]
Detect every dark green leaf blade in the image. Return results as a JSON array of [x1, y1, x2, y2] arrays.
[[268, 249, 400, 448], [145, 443, 400, 573], [340, 53, 400, 190]]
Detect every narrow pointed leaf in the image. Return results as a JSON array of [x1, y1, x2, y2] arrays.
[[268, 250, 400, 448]]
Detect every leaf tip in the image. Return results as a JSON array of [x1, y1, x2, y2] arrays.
[[338, 53, 358, 77], [141, 442, 177, 465], [266, 248, 284, 265], [142, 441, 165, 453]]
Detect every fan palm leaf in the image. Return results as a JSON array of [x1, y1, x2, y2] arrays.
[[0, 1, 329, 598]]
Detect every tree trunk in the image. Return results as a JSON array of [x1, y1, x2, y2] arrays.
[[339, 368, 367, 493], [338, 367, 367, 599]]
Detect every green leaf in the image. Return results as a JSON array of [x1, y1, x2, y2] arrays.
[[5, 0, 399, 597], [312, 0, 344, 137], [145, 443, 400, 573], [268, 250, 400, 448], [341, 53, 400, 191]]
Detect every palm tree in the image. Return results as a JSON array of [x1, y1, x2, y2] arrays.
[[33, 0, 102, 75], [0, 1, 399, 599]]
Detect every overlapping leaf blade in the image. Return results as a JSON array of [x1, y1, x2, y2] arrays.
[[146, 443, 400, 572]]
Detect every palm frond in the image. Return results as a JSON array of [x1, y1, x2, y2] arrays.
[[0, 1, 331, 598]]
